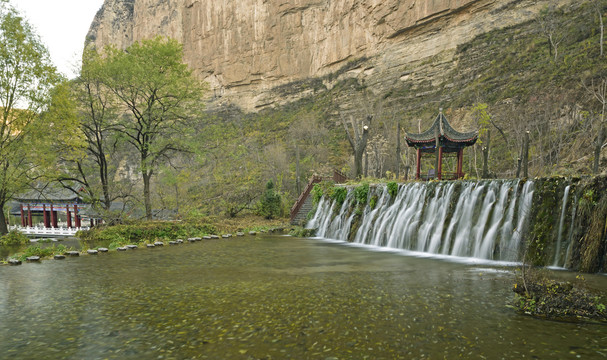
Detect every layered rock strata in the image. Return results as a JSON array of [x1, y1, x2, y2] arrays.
[[87, 0, 575, 112]]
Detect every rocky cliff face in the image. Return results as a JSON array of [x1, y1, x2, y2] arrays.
[[86, 0, 575, 112]]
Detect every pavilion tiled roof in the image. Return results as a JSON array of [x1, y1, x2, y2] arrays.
[[406, 112, 479, 147]]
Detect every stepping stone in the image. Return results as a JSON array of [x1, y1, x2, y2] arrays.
[[176, 239, 184, 243], [222, 234, 231, 238], [126, 245, 138, 249], [98, 248, 109, 253], [117, 247, 127, 251], [154, 241, 164, 246], [210, 235, 220, 239], [187, 238, 197, 243], [66, 251, 80, 256], [146, 244, 155, 248], [8, 259, 22, 265], [193, 237, 202, 241], [236, 232, 244, 237], [202, 236, 211, 240], [168, 241, 177, 245], [249, 231, 257, 236], [26, 256, 41, 262], [87, 250, 98, 255], [54, 254, 66, 260]]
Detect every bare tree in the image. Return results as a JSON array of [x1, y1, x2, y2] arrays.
[[341, 115, 372, 179], [583, 77, 607, 174], [593, 0, 605, 57], [537, 5, 566, 62]]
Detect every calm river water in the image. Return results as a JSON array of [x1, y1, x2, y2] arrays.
[[0, 235, 605, 359]]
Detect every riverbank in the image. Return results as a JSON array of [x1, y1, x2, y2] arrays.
[[0, 215, 290, 263]]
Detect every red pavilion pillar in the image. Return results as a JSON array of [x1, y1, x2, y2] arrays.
[[457, 148, 464, 179], [27, 205, 32, 227], [66, 206, 72, 228], [74, 204, 81, 228], [437, 146, 444, 180], [416, 149, 422, 180], [50, 204, 56, 228], [20, 204, 25, 227], [43, 204, 49, 228]]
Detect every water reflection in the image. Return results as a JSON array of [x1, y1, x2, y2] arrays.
[[0, 236, 605, 359]]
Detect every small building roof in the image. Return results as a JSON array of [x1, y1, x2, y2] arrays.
[[13, 184, 82, 203], [406, 112, 479, 151]]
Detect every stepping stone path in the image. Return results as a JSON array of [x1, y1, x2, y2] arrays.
[[210, 235, 220, 239], [126, 245, 138, 250], [222, 234, 232, 238], [66, 251, 80, 256], [154, 241, 164, 246], [54, 254, 66, 260], [249, 231, 257, 235], [87, 250, 98, 255], [98, 248, 109, 253], [176, 239, 184, 244], [203, 236, 211, 240], [187, 238, 197, 243], [117, 247, 127, 251], [168, 241, 177, 245], [236, 232, 244, 236], [26, 256, 41, 262], [146, 244, 156, 248], [8, 259, 22, 265]]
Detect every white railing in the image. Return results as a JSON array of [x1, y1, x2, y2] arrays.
[[8, 225, 90, 237]]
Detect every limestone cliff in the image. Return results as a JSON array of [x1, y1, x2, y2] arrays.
[[86, 0, 575, 112]]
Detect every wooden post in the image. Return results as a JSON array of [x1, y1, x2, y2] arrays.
[[20, 204, 25, 227], [437, 146, 443, 180], [457, 148, 464, 179], [27, 205, 32, 227], [416, 149, 422, 180]]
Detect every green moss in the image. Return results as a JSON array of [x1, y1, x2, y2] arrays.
[[354, 183, 369, 205], [387, 181, 399, 199]]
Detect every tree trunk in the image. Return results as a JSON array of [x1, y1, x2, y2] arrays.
[[482, 130, 491, 179], [295, 144, 301, 194], [143, 171, 152, 220], [396, 122, 401, 179], [594, 125, 604, 174], [0, 201, 7, 235], [523, 131, 530, 178]]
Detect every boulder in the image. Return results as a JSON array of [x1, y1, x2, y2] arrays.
[[66, 251, 80, 256], [8, 259, 22, 265], [54, 254, 66, 260], [26, 256, 41, 262], [87, 249, 98, 255], [98, 248, 109, 252]]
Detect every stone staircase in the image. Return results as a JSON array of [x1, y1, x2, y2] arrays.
[[290, 195, 314, 225]]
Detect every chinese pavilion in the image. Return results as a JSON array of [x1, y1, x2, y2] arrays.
[[405, 110, 478, 180], [11, 186, 84, 228]]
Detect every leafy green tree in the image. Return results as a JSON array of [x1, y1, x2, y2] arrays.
[[259, 180, 281, 219], [100, 37, 206, 219], [0, 1, 72, 234], [56, 49, 125, 215]]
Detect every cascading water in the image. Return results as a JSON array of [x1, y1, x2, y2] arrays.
[[308, 180, 535, 262], [552, 185, 571, 267]]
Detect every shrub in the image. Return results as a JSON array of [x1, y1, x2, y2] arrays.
[[0, 230, 29, 246], [387, 181, 399, 198], [354, 183, 369, 205], [259, 180, 282, 219]]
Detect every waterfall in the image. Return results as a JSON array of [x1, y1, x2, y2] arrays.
[[552, 185, 571, 267], [308, 180, 536, 262]]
